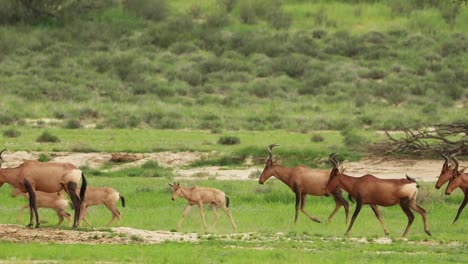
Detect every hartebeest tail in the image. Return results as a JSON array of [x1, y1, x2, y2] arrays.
[[326, 154, 431, 237], [120, 195, 126, 208], [80, 173, 87, 201], [226, 196, 230, 208]]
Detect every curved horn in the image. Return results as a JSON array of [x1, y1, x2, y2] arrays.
[[329, 153, 339, 167], [0, 148, 5, 164], [441, 153, 449, 167], [267, 144, 279, 160], [451, 155, 459, 176]]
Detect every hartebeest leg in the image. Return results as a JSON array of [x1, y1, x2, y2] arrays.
[[408, 199, 431, 236], [221, 205, 237, 232], [399, 198, 415, 237], [104, 202, 121, 226], [294, 190, 300, 223], [211, 204, 220, 229], [177, 205, 192, 230], [452, 190, 467, 224], [300, 194, 321, 223], [370, 204, 389, 236], [24, 180, 40, 228], [197, 202, 208, 230], [328, 190, 350, 224], [67, 182, 81, 228], [346, 196, 363, 236], [56, 209, 71, 226]]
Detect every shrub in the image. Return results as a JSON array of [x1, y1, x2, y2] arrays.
[[218, 136, 240, 145], [266, 8, 292, 29], [238, 0, 257, 24], [310, 134, 325, 142], [273, 54, 307, 78], [3, 128, 21, 138], [341, 128, 369, 150], [36, 131, 60, 143], [38, 153, 50, 162], [123, 0, 170, 22], [64, 119, 82, 129]]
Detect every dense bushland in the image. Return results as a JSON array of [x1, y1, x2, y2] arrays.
[[0, 0, 466, 132]]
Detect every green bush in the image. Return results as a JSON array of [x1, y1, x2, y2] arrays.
[[36, 131, 60, 143], [218, 136, 240, 145], [38, 153, 51, 162], [64, 119, 82, 129], [341, 128, 369, 150], [310, 134, 325, 142], [3, 128, 21, 138], [123, 0, 169, 22]]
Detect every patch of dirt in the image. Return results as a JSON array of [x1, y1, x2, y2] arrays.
[[0, 224, 198, 245], [1, 151, 454, 182]]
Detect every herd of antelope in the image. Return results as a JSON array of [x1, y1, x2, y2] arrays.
[[0, 145, 466, 238]]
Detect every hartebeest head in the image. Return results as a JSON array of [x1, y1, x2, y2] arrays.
[[258, 144, 279, 184], [169, 182, 182, 200], [325, 153, 341, 196], [436, 154, 455, 189], [445, 156, 464, 195]]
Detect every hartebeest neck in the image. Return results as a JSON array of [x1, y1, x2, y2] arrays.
[[335, 173, 359, 194], [270, 165, 295, 186], [0, 167, 21, 186], [178, 186, 192, 200]]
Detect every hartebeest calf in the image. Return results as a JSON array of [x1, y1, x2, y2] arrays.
[[169, 182, 237, 231], [77, 186, 126, 227], [0, 149, 86, 228], [442, 155, 467, 223], [11, 188, 72, 226], [258, 144, 349, 224], [325, 154, 431, 237]]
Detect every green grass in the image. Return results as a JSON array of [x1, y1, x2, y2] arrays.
[[0, 178, 467, 262]]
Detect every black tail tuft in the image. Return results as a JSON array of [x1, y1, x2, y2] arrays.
[[80, 173, 87, 201], [225, 195, 230, 208], [406, 174, 419, 188], [120, 195, 126, 208]]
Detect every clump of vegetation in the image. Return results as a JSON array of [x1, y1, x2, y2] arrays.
[[310, 134, 325, 142], [3, 128, 21, 138], [36, 131, 60, 143], [38, 153, 51, 162], [64, 119, 82, 129], [218, 136, 241, 145]]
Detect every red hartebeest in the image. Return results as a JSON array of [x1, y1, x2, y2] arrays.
[[443, 155, 467, 223], [325, 154, 431, 237], [258, 144, 349, 224], [0, 149, 86, 228], [169, 182, 237, 231]]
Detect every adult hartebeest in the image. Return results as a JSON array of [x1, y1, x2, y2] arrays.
[[442, 155, 467, 223], [0, 149, 86, 228], [258, 144, 349, 224], [325, 154, 431, 237]]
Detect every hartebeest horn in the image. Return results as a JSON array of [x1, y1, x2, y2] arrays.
[[451, 155, 460, 177], [0, 148, 5, 160], [441, 153, 449, 168], [267, 144, 279, 160], [329, 153, 340, 168]]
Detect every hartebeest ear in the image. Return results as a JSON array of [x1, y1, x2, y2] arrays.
[[168, 183, 173, 187]]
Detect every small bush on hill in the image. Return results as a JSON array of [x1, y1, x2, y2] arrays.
[[218, 136, 240, 145], [36, 131, 60, 143], [3, 128, 21, 138]]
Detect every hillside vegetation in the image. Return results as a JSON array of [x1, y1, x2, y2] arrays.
[[0, 0, 467, 132]]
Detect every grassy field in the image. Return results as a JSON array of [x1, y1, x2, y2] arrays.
[[0, 178, 467, 263]]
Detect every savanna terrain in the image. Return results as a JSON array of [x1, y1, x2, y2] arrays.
[[0, 0, 467, 263]]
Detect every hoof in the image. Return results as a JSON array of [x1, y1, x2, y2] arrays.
[[426, 230, 432, 236], [312, 218, 321, 223], [26, 224, 33, 228]]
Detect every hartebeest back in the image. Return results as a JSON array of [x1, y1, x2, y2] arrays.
[[325, 154, 431, 237], [442, 155, 467, 223], [0, 149, 87, 228], [258, 144, 349, 224]]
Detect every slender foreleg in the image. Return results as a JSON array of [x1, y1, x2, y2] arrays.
[[294, 189, 300, 223], [452, 190, 467, 224], [197, 201, 208, 230], [300, 194, 321, 223], [370, 204, 389, 235], [328, 189, 350, 224], [105, 202, 121, 226], [177, 205, 192, 231], [346, 195, 363, 236], [399, 197, 415, 237], [211, 204, 220, 229]]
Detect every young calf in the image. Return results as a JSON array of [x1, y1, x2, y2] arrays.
[[169, 182, 237, 232], [77, 187, 126, 227], [11, 188, 72, 226]]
